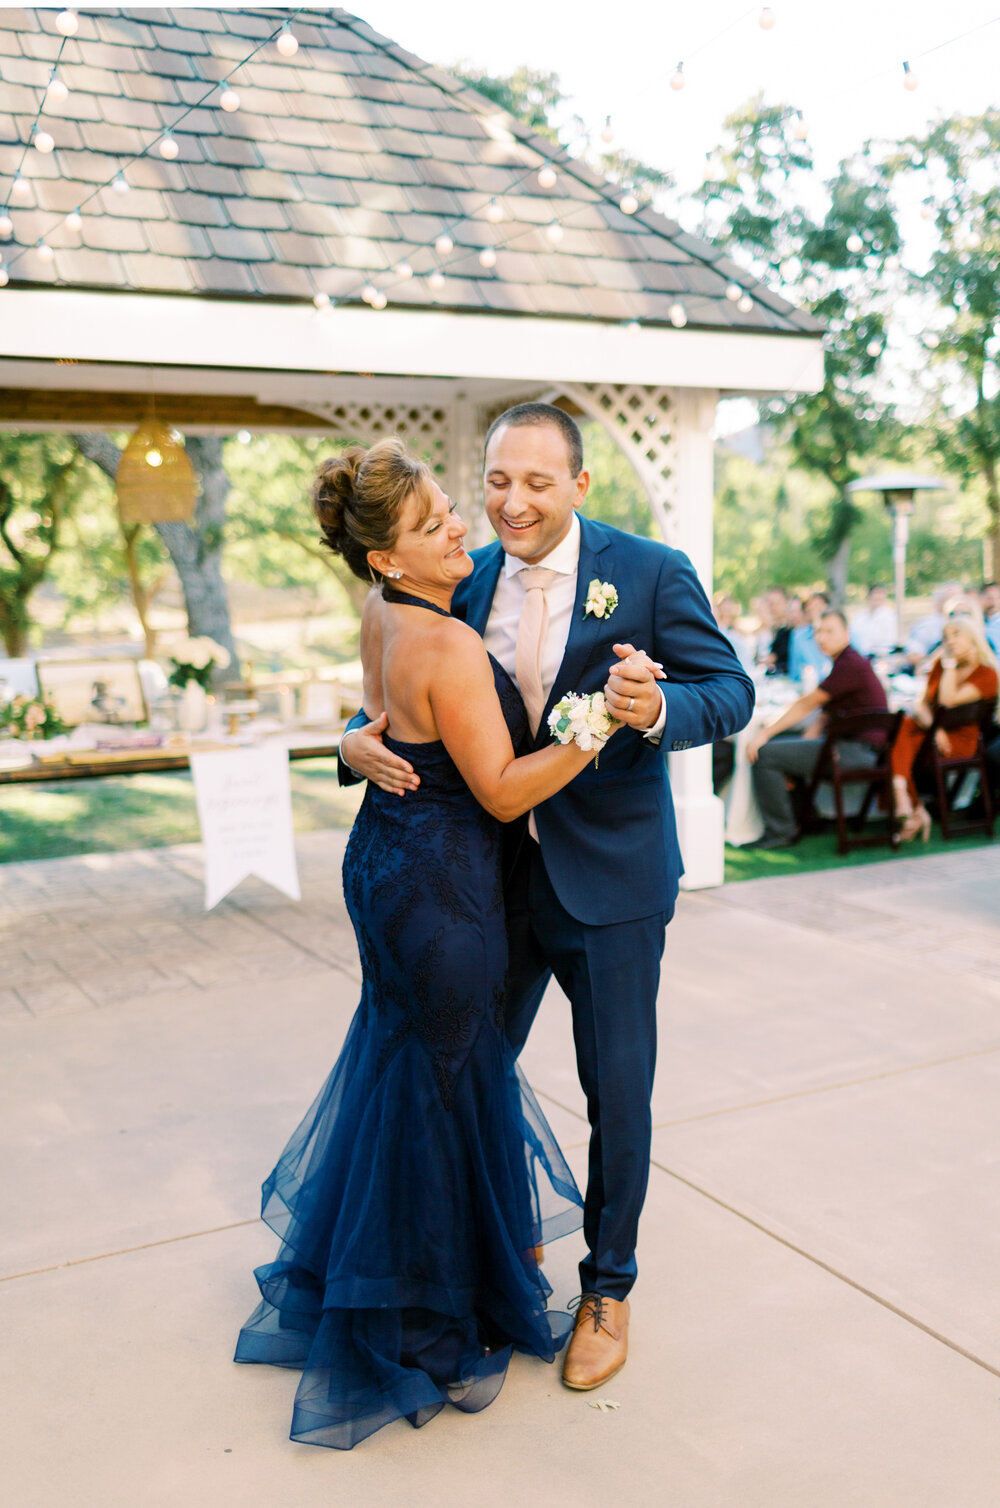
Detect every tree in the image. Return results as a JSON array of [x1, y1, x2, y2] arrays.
[[0, 435, 84, 655], [693, 96, 903, 598], [888, 109, 1000, 576], [74, 432, 239, 675]]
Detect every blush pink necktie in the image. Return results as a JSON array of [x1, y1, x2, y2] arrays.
[[514, 566, 559, 737]]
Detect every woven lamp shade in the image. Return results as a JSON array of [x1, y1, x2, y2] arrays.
[[117, 419, 198, 524]]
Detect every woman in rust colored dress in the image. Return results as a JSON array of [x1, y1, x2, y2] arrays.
[[892, 615, 998, 841]]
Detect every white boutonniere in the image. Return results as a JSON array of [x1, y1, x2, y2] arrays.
[[584, 578, 618, 620]]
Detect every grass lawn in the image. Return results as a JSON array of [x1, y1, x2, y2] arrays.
[[725, 823, 994, 882], [0, 758, 364, 864], [1, 764, 992, 878]]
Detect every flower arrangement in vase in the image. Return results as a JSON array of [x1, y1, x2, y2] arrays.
[[166, 637, 232, 690], [0, 694, 70, 741]]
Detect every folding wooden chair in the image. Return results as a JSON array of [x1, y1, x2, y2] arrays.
[[798, 709, 904, 855], [922, 697, 997, 840]]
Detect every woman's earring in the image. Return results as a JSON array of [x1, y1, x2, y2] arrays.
[[390, 569, 403, 580]]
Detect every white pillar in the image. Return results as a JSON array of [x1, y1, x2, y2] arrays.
[[666, 387, 726, 891]]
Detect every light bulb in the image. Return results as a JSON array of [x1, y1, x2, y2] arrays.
[[846, 232, 864, 254], [159, 136, 179, 160], [428, 269, 445, 290], [55, 9, 78, 36], [65, 209, 82, 231], [759, 7, 776, 29], [924, 332, 939, 349], [12, 176, 30, 202], [670, 63, 685, 92], [902, 61, 918, 91], [737, 293, 753, 313], [0, 267, 8, 288], [537, 166, 557, 190], [361, 282, 377, 304], [620, 192, 639, 215], [276, 26, 299, 57], [435, 233, 453, 255], [600, 116, 615, 144], [36, 240, 53, 264], [545, 220, 563, 243], [237, 430, 252, 444], [866, 339, 882, 357], [485, 199, 504, 223], [669, 302, 687, 327], [396, 260, 413, 279], [624, 320, 641, 334], [113, 173, 129, 195], [794, 116, 809, 140], [726, 283, 742, 301], [0, 216, 12, 238], [35, 131, 55, 154], [220, 89, 240, 112], [47, 75, 68, 104], [146, 448, 162, 468], [803, 275, 819, 299], [370, 290, 387, 309], [313, 291, 330, 309], [885, 254, 900, 272], [920, 203, 934, 220], [478, 246, 496, 268]]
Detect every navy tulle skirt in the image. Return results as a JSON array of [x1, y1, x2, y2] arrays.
[[235, 693, 583, 1449]]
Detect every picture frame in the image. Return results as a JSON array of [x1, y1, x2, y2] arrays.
[[35, 658, 149, 728]]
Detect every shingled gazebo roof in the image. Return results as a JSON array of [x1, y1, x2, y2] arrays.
[[0, 5, 821, 336]]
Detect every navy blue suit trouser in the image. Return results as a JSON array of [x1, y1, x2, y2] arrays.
[[503, 840, 667, 1301]]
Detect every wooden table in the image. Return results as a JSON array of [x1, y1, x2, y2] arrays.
[[0, 733, 343, 785]]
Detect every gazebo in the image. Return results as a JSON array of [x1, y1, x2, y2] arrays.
[[0, 5, 824, 885]]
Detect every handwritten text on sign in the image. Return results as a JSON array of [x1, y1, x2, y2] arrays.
[[191, 746, 301, 911]]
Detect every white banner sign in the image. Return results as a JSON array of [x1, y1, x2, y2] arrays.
[[191, 746, 301, 911]]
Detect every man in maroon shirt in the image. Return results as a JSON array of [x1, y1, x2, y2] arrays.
[[745, 609, 889, 849]]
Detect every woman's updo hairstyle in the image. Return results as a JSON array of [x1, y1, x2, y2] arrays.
[[312, 437, 434, 583]]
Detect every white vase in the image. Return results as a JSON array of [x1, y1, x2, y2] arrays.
[[177, 681, 208, 734]]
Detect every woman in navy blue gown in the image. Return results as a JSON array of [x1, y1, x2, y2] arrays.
[[235, 439, 615, 1449]]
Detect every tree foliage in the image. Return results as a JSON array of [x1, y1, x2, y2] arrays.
[[887, 108, 1000, 575], [0, 435, 88, 655]]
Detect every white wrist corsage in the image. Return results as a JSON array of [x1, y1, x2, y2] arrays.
[[584, 578, 618, 619], [548, 691, 615, 761]]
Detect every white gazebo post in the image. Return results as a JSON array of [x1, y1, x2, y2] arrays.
[[666, 387, 726, 890]]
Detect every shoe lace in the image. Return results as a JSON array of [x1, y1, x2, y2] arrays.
[[568, 1292, 608, 1332]]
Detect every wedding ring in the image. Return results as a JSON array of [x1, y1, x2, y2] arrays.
[[627, 697, 635, 712]]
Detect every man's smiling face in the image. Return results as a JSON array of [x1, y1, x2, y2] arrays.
[[483, 421, 589, 564]]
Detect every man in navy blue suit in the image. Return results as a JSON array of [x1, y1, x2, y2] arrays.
[[340, 404, 753, 1389]]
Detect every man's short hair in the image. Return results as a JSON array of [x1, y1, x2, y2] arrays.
[[819, 608, 849, 631], [867, 583, 887, 595], [809, 590, 831, 605], [484, 402, 584, 477]]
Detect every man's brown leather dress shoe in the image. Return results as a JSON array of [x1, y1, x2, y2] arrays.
[[561, 1294, 630, 1390]]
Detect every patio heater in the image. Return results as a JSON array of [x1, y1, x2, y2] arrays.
[[846, 473, 946, 648]]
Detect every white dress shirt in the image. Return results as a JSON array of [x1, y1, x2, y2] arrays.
[[483, 512, 666, 741]]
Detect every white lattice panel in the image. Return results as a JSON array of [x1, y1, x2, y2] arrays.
[[295, 401, 451, 477], [558, 383, 677, 542]]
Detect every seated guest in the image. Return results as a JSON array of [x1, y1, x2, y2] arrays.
[[906, 582, 963, 667], [789, 590, 832, 685], [745, 610, 888, 849], [851, 584, 898, 657], [765, 586, 791, 675], [891, 615, 999, 842], [713, 594, 755, 672], [979, 582, 999, 654]]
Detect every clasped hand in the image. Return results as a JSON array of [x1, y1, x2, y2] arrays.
[[603, 643, 665, 728]]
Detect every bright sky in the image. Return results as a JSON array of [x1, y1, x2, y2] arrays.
[[360, 0, 1000, 195]]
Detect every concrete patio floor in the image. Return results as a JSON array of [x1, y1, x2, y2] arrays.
[[3, 834, 1000, 1507]]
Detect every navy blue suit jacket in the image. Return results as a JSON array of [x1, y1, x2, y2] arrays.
[[340, 515, 753, 927]]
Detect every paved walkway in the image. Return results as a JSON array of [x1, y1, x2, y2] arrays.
[[3, 835, 1000, 1506]]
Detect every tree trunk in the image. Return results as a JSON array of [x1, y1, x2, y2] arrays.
[[984, 458, 1000, 581], [828, 536, 851, 605], [155, 437, 239, 681], [0, 599, 28, 657], [73, 433, 239, 681]]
